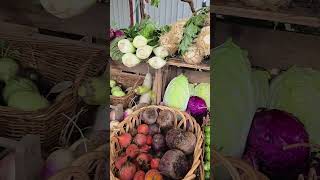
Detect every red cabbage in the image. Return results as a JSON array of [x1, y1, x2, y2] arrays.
[[243, 109, 310, 180], [114, 30, 124, 38], [186, 96, 208, 125]]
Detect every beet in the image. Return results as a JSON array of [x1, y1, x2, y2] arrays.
[[159, 149, 189, 179], [149, 124, 161, 135], [142, 108, 158, 124], [156, 110, 174, 131], [165, 129, 196, 155], [152, 134, 166, 152]]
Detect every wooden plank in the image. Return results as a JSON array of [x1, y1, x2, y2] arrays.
[[215, 21, 320, 69], [211, 3, 320, 27], [167, 58, 210, 71], [0, 3, 108, 39]]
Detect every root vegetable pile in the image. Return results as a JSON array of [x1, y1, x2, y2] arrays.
[[113, 108, 197, 180]]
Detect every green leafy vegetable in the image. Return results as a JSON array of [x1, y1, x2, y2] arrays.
[[252, 69, 270, 109], [110, 37, 124, 61], [151, 0, 160, 7], [163, 74, 190, 111], [212, 39, 255, 157], [179, 7, 209, 54], [268, 66, 320, 145]]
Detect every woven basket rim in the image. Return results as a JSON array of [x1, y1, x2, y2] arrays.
[[110, 105, 204, 180]]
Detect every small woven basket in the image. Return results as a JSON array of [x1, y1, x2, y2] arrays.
[[110, 105, 204, 180], [213, 150, 269, 180], [110, 69, 144, 108], [0, 33, 106, 151]]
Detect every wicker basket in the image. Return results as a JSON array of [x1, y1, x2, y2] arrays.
[[213, 150, 269, 180], [0, 33, 107, 151], [110, 69, 144, 108], [110, 105, 204, 180]]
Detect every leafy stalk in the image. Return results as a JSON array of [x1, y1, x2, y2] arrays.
[[179, 7, 209, 55]]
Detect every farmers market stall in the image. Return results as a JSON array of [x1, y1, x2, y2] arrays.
[[0, 1, 108, 179], [109, 0, 211, 179], [213, 1, 320, 179]]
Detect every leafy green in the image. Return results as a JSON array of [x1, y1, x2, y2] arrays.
[[110, 37, 124, 61], [139, 18, 157, 39], [163, 74, 190, 111], [252, 69, 270, 109], [268, 66, 320, 145], [212, 39, 255, 157], [179, 7, 209, 54], [151, 0, 160, 7]]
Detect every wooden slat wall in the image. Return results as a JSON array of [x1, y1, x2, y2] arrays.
[[215, 21, 320, 69], [0, 1, 108, 39]]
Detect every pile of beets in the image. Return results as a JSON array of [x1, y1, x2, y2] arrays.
[[114, 108, 198, 180]]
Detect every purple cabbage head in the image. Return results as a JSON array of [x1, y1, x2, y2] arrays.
[[186, 96, 208, 125], [243, 109, 310, 179]]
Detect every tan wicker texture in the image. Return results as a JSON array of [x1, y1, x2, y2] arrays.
[[0, 33, 107, 151], [110, 69, 144, 108], [213, 150, 270, 180], [110, 105, 204, 180]]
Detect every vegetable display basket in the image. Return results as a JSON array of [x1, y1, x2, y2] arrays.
[[110, 105, 204, 180], [213, 150, 269, 180], [110, 68, 144, 108], [0, 33, 106, 152]]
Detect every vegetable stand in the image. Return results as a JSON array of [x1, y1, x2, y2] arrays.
[[213, 0, 320, 179], [109, 0, 210, 179], [0, 1, 107, 179]]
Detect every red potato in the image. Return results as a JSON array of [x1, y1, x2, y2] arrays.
[[119, 162, 137, 180], [126, 144, 139, 158], [133, 170, 145, 180], [136, 153, 151, 167], [146, 135, 153, 145], [115, 154, 128, 170], [118, 133, 132, 148], [140, 145, 151, 153], [150, 158, 160, 169], [134, 134, 147, 146], [137, 124, 149, 135]]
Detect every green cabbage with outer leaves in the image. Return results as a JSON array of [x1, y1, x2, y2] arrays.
[[194, 83, 210, 111], [163, 74, 190, 111], [252, 69, 270, 109], [268, 66, 320, 145], [212, 39, 256, 157]]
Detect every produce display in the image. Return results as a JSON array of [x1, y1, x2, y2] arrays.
[[0, 41, 50, 111], [111, 106, 202, 180], [213, 39, 320, 180], [110, 7, 210, 68]]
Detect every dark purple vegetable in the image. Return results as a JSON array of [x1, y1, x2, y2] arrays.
[[186, 96, 208, 124], [142, 108, 158, 125], [243, 109, 310, 180], [114, 30, 124, 38], [159, 149, 189, 179], [109, 29, 115, 40], [148, 124, 160, 135], [152, 134, 166, 152], [156, 110, 174, 131], [165, 129, 196, 155]]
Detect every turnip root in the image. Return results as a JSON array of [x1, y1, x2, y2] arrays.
[[159, 149, 189, 179], [142, 108, 158, 124], [152, 134, 166, 152], [156, 110, 174, 131], [166, 129, 196, 155]]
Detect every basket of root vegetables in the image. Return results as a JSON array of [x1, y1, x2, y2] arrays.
[[110, 69, 144, 108], [110, 105, 204, 180]]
